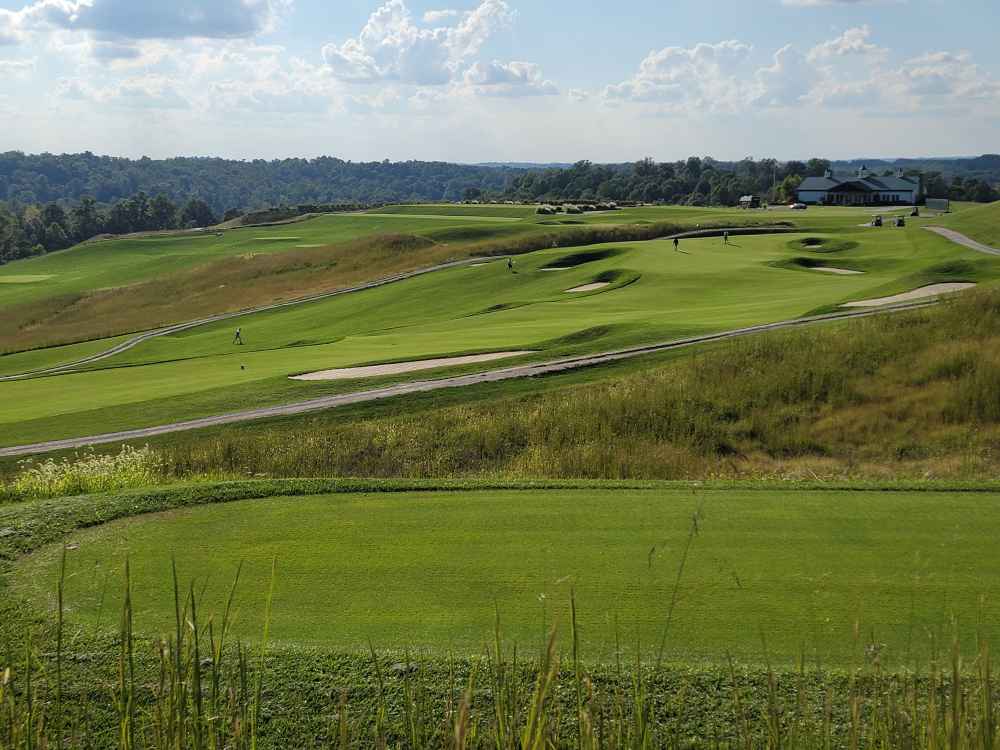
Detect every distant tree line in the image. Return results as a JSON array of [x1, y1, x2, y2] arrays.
[[0, 152, 525, 214], [0, 193, 217, 262], [2, 151, 998, 262], [501, 156, 1000, 206]]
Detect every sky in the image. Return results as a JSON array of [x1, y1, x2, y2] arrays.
[[0, 0, 997, 163]]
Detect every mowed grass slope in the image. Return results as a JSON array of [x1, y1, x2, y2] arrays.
[[16, 486, 1000, 666], [0, 213, 542, 353], [0, 204, 891, 354], [1, 225, 995, 447], [939, 200, 1000, 247]]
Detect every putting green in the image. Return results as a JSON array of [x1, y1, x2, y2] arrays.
[[16, 487, 1000, 666], [1, 225, 997, 447]]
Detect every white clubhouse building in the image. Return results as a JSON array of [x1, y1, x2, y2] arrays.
[[797, 166, 922, 206]]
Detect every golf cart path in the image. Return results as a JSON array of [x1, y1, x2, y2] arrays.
[[924, 227, 1000, 256], [0, 226, 790, 382], [0, 302, 935, 457]]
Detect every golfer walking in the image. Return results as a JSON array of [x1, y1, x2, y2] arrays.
[[233, 327, 244, 345], [673, 237, 680, 252], [723, 231, 730, 245]]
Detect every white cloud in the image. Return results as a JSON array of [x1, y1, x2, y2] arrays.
[[423, 9, 458, 24], [899, 51, 999, 100], [10, 0, 289, 40], [0, 56, 34, 75], [0, 0, 291, 65], [58, 74, 190, 109], [462, 60, 557, 97], [808, 25, 885, 61], [321, 0, 515, 85], [603, 40, 753, 110], [753, 44, 818, 107]]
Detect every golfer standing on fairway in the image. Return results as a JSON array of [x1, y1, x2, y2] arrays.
[[233, 327, 244, 345], [673, 237, 680, 252], [723, 230, 729, 245]]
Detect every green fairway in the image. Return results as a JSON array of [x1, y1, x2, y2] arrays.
[[16, 486, 1000, 667], [0, 335, 131, 377], [0, 212, 529, 311], [1, 223, 996, 447]]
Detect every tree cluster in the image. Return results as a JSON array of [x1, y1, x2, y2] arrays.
[[0, 192, 216, 262], [502, 157, 834, 206], [503, 156, 1000, 206]]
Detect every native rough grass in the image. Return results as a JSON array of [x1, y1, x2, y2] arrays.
[[153, 288, 1000, 482]]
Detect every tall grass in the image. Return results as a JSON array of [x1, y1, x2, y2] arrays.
[[154, 289, 1000, 483], [4, 562, 1000, 748], [2, 445, 165, 502]]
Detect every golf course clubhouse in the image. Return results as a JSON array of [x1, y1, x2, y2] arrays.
[[797, 166, 922, 206]]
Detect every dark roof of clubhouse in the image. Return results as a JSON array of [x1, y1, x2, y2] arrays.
[[799, 172, 920, 192]]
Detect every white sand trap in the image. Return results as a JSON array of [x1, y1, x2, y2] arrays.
[[296, 243, 324, 248], [566, 282, 611, 293], [291, 351, 536, 381], [813, 267, 864, 275], [842, 283, 976, 308], [469, 262, 491, 267]]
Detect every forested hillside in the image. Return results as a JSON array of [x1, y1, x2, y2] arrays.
[[0, 152, 524, 213]]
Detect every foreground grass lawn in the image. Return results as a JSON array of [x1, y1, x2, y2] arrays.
[[16, 486, 1000, 667]]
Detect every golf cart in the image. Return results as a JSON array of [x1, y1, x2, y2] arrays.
[[895, 216, 906, 228], [871, 215, 883, 227]]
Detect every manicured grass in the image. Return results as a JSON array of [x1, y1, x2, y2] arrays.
[[15, 485, 1000, 667], [0, 334, 131, 376], [0, 213, 522, 310], [0, 222, 996, 447], [940, 200, 1000, 247]]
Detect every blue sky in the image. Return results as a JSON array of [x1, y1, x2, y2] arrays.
[[0, 0, 997, 162]]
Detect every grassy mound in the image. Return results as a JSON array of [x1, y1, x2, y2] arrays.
[[787, 237, 860, 254], [16, 483, 1000, 664], [942, 199, 1000, 247], [541, 248, 622, 268]]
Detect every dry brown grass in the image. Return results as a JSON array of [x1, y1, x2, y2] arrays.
[[0, 235, 457, 352]]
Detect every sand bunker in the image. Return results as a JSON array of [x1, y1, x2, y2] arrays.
[[291, 351, 536, 381], [296, 244, 324, 248], [812, 267, 864, 275], [842, 283, 976, 308], [566, 282, 611, 293]]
